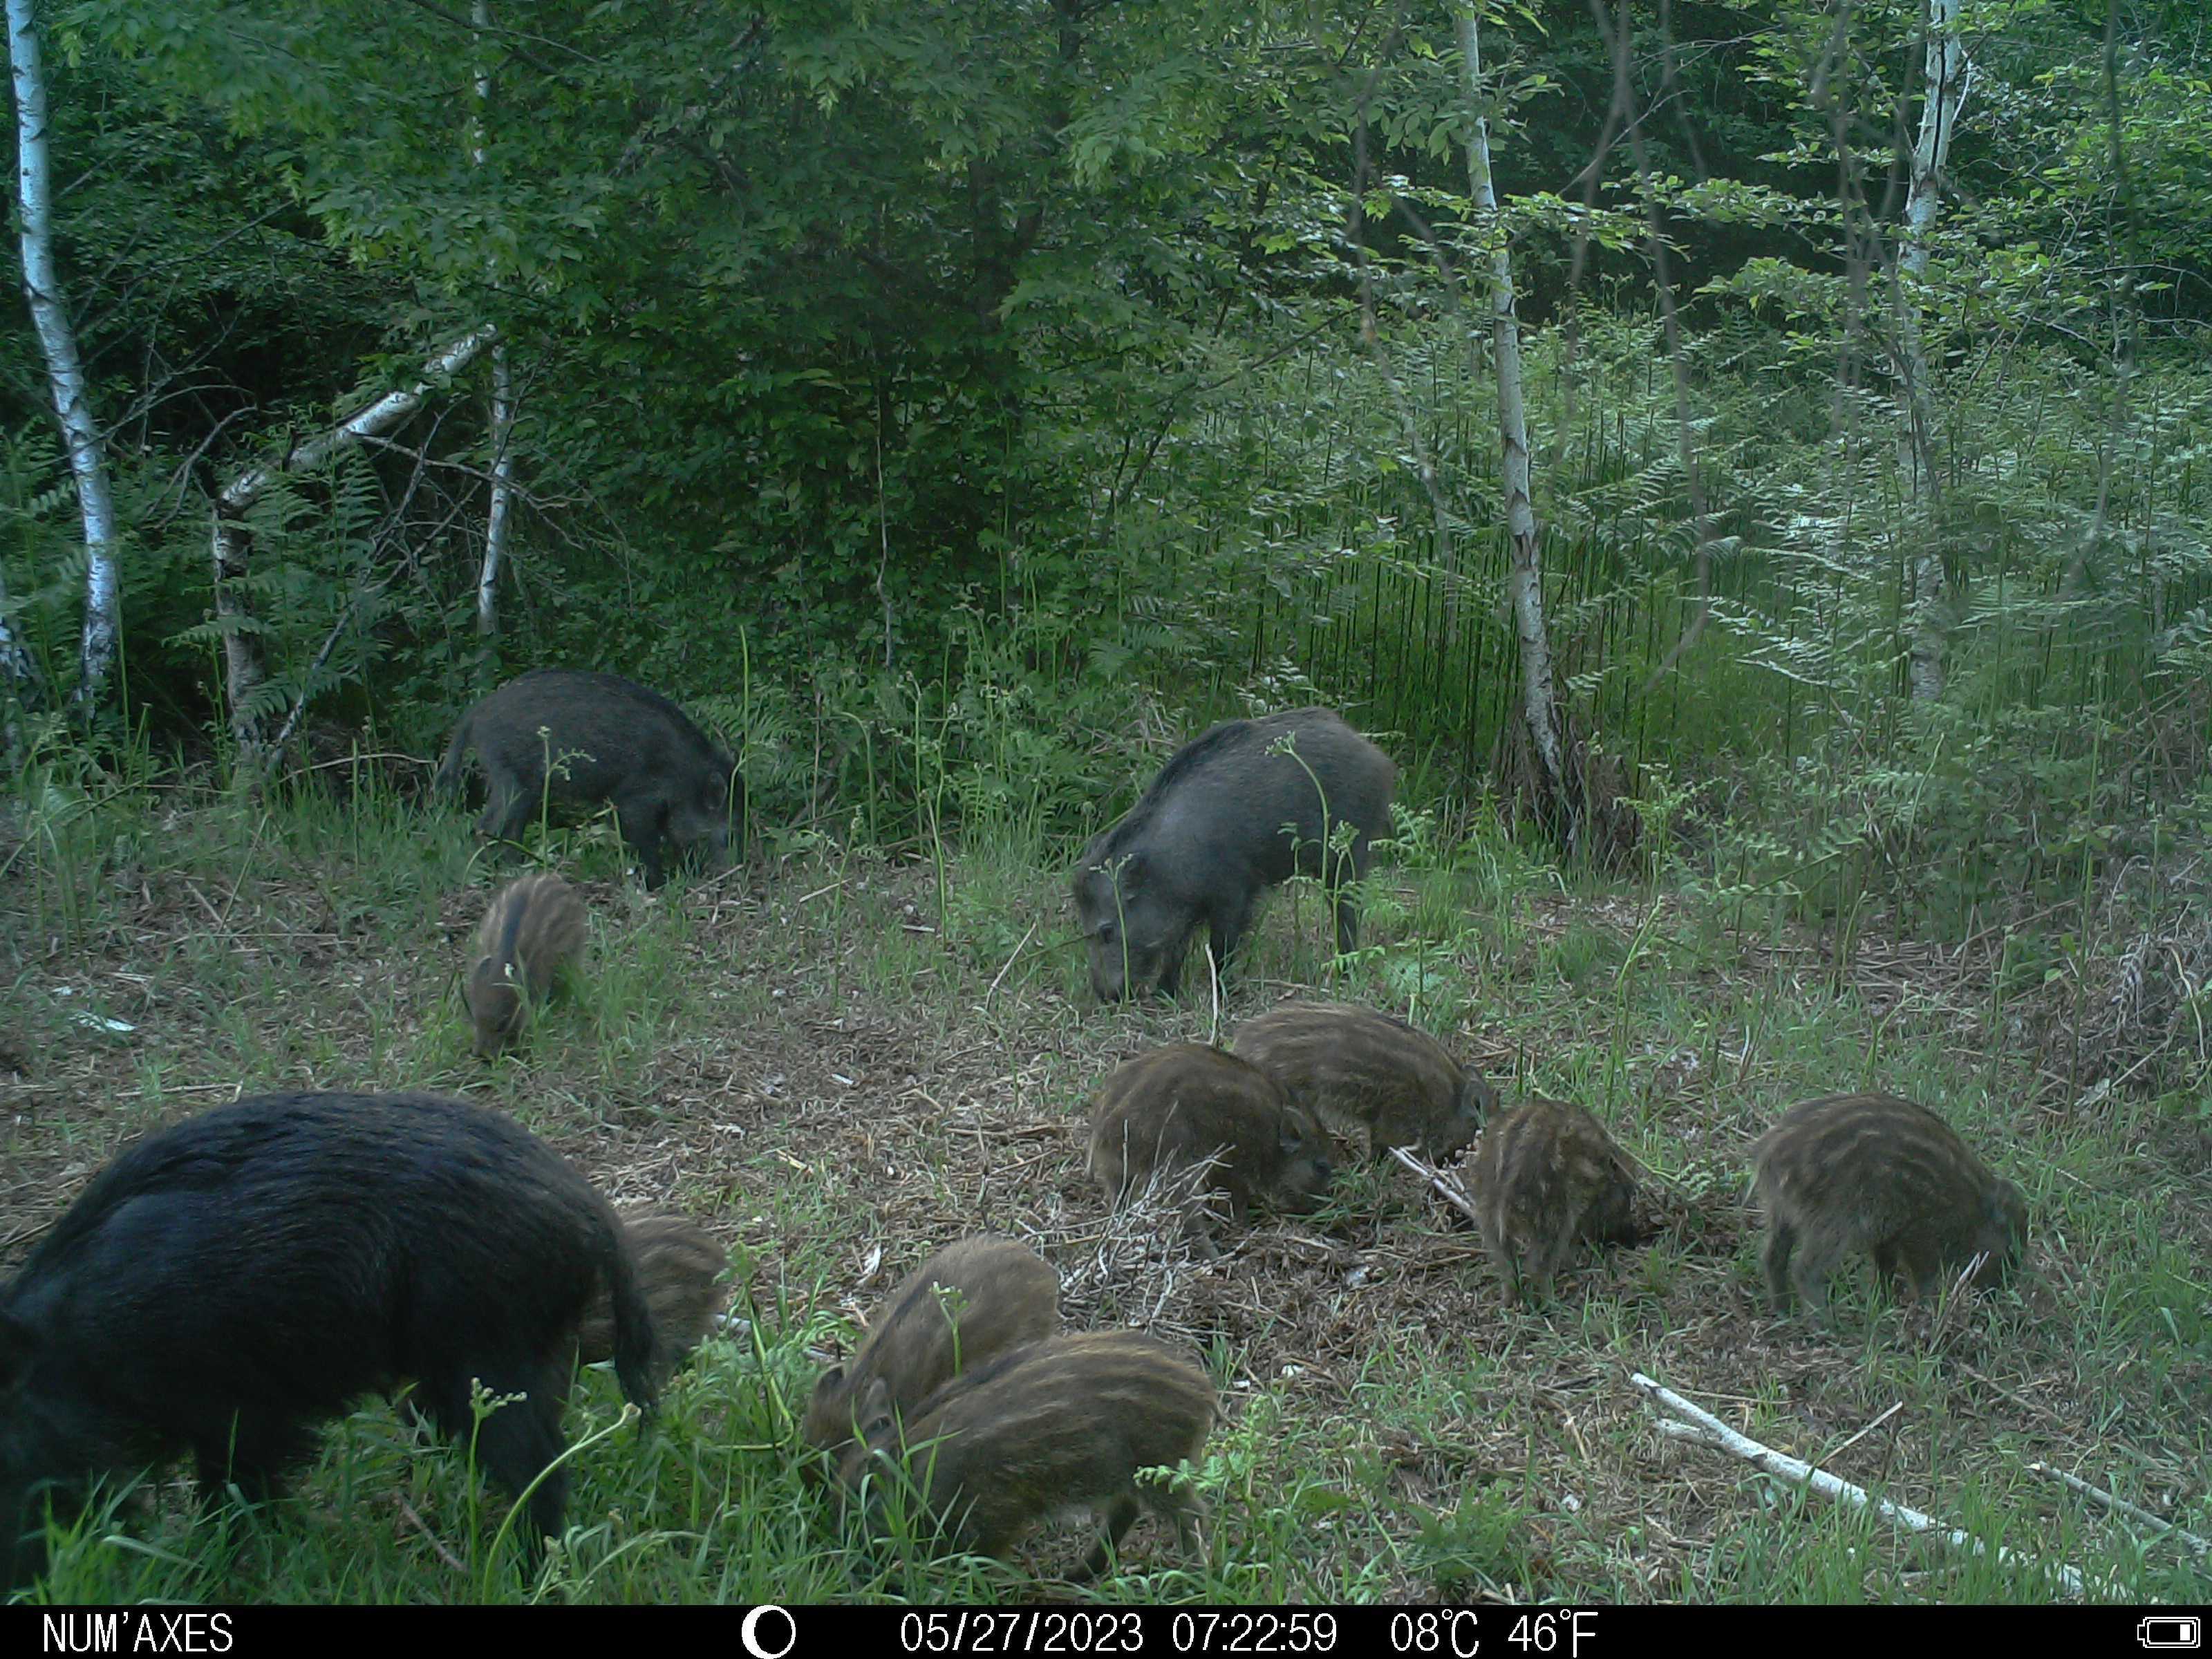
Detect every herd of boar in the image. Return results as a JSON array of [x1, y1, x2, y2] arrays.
[[0, 673, 2032, 1593]]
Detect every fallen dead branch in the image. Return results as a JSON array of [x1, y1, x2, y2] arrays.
[[1049, 1156, 1220, 1351], [1631, 1371, 2114, 1600], [1389, 1145, 1481, 1227], [2027, 1461, 2211, 1558]]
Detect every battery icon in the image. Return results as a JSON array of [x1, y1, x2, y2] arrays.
[[2140, 1617, 2201, 1649]]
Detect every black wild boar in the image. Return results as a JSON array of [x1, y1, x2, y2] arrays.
[[577, 1210, 727, 1385], [1073, 707, 1395, 1000], [0, 1091, 657, 1589], [1752, 1091, 2028, 1314], [465, 872, 589, 1058], [1468, 1097, 1641, 1304], [803, 1236, 1060, 1463], [1232, 999, 1493, 1161], [1087, 1044, 1335, 1257], [839, 1329, 1216, 1582], [435, 668, 741, 888]]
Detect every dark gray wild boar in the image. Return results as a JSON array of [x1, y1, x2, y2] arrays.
[[1468, 1098, 1641, 1304], [465, 872, 589, 1057], [1073, 707, 1395, 1000], [435, 668, 742, 888], [1753, 1091, 2027, 1315], [1232, 999, 1493, 1161], [803, 1236, 1060, 1463], [839, 1329, 1215, 1582], [1087, 1044, 1334, 1258], [0, 1091, 656, 1591], [577, 1210, 727, 1385]]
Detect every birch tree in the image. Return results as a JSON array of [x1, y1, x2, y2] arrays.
[[1895, 0, 1971, 702], [472, 0, 514, 655], [210, 326, 498, 764], [1458, 6, 1573, 841], [8, 0, 122, 711]]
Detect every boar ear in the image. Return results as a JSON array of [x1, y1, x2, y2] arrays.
[[854, 1378, 894, 1441], [0, 1310, 37, 1394], [809, 1365, 845, 1403]]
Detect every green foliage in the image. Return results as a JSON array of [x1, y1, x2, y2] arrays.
[[0, 0, 2204, 959]]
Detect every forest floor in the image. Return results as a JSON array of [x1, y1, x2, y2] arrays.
[[2, 780, 2208, 1605]]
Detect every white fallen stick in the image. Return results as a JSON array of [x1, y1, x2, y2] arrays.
[[1631, 1371, 2108, 1600], [1389, 1145, 1483, 1228], [2028, 1461, 2211, 1557]]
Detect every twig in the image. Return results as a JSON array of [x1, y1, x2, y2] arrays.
[[0, 1220, 55, 1255], [1958, 1363, 2054, 1423], [986, 921, 1039, 1002], [279, 750, 436, 776], [1825, 1400, 1906, 1464], [1389, 1145, 1483, 1228], [2027, 1462, 2211, 1557], [395, 1496, 467, 1574], [1631, 1371, 2110, 1599]]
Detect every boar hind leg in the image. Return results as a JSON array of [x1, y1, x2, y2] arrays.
[[464, 1358, 574, 1539], [1325, 832, 1370, 953], [193, 1414, 309, 1509], [1871, 1240, 1911, 1296], [1167, 1491, 1208, 1562], [1761, 1219, 1801, 1311], [1073, 1493, 1144, 1583], [478, 778, 535, 843], [1329, 890, 1362, 956]]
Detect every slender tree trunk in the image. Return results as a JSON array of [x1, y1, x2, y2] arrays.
[[2064, 0, 2138, 602], [1895, 0, 1969, 703], [211, 326, 498, 764], [208, 509, 262, 753], [480, 349, 514, 645], [471, 0, 513, 655], [8, 0, 121, 713], [1458, 8, 1572, 841], [0, 559, 35, 756]]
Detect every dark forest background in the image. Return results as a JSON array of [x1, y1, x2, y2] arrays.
[[3, 0, 2209, 942]]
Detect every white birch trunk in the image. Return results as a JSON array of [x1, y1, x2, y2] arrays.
[[211, 325, 498, 760], [1897, 0, 1969, 703], [1458, 8, 1571, 831], [8, 0, 121, 711], [480, 346, 514, 641], [472, 0, 513, 646]]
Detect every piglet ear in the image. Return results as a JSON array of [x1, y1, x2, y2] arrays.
[[0, 1310, 38, 1394], [855, 1377, 894, 1441], [1098, 849, 1145, 894]]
